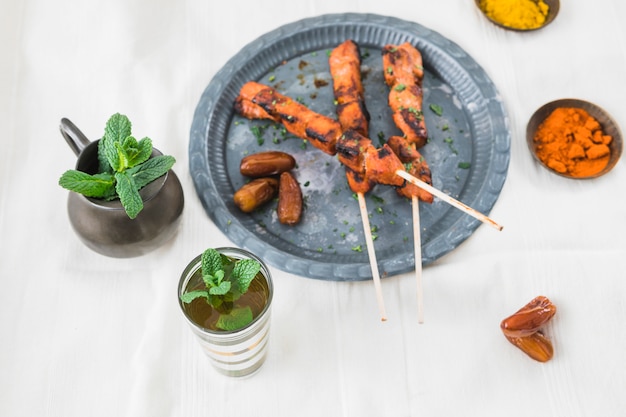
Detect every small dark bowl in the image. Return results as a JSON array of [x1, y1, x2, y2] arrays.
[[526, 99, 623, 179], [475, 0, 560, 32]]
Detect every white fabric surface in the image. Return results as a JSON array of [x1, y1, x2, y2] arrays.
[[2, 0, 626, 416]]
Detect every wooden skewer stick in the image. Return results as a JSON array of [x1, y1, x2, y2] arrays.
[[395, 170, 504, 231], [412, 196, 424, 324], [357, 192, 388, 322]]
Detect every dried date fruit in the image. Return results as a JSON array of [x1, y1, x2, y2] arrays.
[[500, 295, 556, 338], [501, 295, 556, 362], [277, 172, 302, 225], [233, 178, 278, 213], [505, 332, 554, 363], [240, 151, 296, 177]]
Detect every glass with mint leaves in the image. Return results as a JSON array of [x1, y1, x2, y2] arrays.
[[58, 114, 184, 258], [178, 247, 273, 377]]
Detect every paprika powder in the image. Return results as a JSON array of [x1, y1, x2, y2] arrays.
[[532, 107, 612, 178]]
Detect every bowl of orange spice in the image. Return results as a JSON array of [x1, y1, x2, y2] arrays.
[[476, 0, 560, 31], [526, 99, 623, 179]]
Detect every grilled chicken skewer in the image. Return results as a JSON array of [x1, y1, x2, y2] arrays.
[[382, 42, 434, 322], [329, 40, 370, 136], [382, 42, 428, 148], [235, 81, 341, 155], [330, 40, 387, 321]]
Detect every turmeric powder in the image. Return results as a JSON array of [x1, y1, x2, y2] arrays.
[[533, 107, 613, 178], [479, 0, 549, 30]]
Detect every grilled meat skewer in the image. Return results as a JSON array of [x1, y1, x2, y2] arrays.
[[329, 40, 370, 136], [236, 81, 341, 155], [382, 42, 428, 148]]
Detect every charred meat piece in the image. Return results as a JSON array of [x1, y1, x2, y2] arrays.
[[364, 144, 405, 187], [395, 157, 434, 203], [336, 129, 372, 174], [338, 130, 405, 187], [329, 40, 370, 136], [382, 43, 428, 148], [387, 135, 433, 203], [345, 167, 374, 194], [386, 135, 423, 163], [234, 96, 278, 122], [236, 81, 341, 155]]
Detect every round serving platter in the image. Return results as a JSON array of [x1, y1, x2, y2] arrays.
[[189, 13, 510, 281]]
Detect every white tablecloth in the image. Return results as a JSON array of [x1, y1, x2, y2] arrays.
[[2, 0, 625, 416]]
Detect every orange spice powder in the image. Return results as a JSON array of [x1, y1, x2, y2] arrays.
[[533, 107, 612, 177]]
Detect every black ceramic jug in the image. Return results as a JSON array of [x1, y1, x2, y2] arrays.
[[60, 118, 184, 257]]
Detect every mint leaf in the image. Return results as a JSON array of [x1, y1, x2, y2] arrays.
[[103, 114, 132, 171], [117, 136, 153, 169], [127, 155, 176, 189], [209, 280, 231, 295], [114, 171, 143, 219], [180, 290, 210, 303], [59, 170, 116, 198], [215, 306, 253, 331], [97, 140, 113, 174], [104, 113, 132, 144], [104, 136, 121, 172], [203, 270, 224, 289], [232, 258, 261, 294], [115, 140, 130, 171], [201, 248, 224, 277], [429, 103, 443, 116], [126, 137, 152, 168]]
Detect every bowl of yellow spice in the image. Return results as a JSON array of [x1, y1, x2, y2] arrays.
[[526, 99, 623, 179], [476, 0, 559, 31]]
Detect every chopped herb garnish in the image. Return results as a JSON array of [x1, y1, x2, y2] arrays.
[[408, 107, 423, 120], [429, 103, 443, 116], [394, 84, 406, 92], [458, 162, 471, 169]]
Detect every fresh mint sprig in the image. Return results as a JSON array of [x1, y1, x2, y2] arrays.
[[59, 113, 176, 219], [181, 248, 262, 331]]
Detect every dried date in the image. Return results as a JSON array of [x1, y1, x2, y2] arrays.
[[501, 295, 556, 362], [233, 178, 278, 213], [240, 151, 296, 177], [500, 295, 556, 338], [505, 332, 554, 363], [277, 171, 302, 225]]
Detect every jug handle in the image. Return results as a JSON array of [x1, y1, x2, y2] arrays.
[[60, 118, 91, 156]]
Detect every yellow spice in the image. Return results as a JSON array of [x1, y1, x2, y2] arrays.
[[480, 0, 549, 30]]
